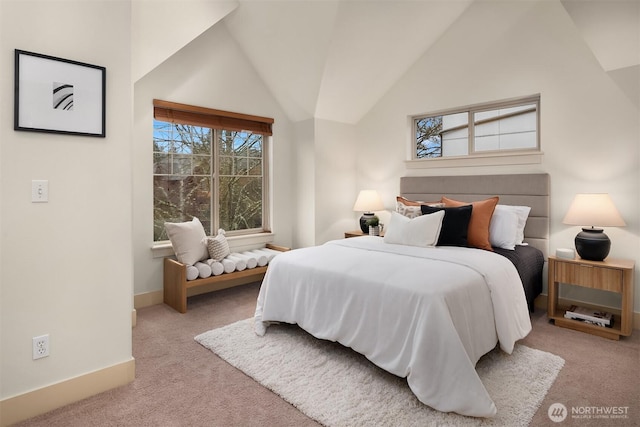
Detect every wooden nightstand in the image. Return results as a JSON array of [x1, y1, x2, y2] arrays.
[[344, 230, 384, 238], [547, 255, 635, 340]]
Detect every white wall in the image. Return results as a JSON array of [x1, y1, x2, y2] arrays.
[[133, 21, 295, 296], [292, 119, 317, 248], [0, 0, 133, 399], [314, 119, 357, 243], [354, 0, 640, 312], [291, 119, 357, 248]]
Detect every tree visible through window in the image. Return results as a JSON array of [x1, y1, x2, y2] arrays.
[[218, 130, 263, 232], [415, 116, 443, 158], [152, 100, 272, 242], [153, 121, 213, 241]]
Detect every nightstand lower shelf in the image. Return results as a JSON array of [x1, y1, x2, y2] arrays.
[[547, 255, 634, 340], [549, 306, 623, 340]]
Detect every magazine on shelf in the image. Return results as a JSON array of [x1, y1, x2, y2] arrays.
[[564, 305, 613, 327]]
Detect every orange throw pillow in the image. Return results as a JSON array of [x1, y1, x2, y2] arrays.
[[396, 196, 441, 207], [442, 196, 499, 251]]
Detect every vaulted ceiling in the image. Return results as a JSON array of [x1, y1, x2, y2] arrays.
[[133, 0, 640, 123], [221, 0, 474, 123]]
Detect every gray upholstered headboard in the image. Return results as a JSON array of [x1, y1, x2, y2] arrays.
[[400, 174, 550, 258]]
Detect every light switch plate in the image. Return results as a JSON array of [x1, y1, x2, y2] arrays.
[[32, 180, 48, 203]]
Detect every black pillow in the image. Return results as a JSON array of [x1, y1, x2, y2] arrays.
[[421, 204, 473, 247]]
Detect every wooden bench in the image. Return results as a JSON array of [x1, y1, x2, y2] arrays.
[[163, 244, 289, 313]]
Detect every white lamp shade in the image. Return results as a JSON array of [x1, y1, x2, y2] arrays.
[[353, 190, 384, 212], [562, 193, 626, 227]]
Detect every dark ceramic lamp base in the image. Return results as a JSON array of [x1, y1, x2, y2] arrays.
[[575, 227, 611, 261], [359, 213, 375, 234]]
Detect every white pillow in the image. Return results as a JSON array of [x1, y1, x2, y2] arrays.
[[383, 210, 445, 248], [489, 207, 519, 250], [164, 217, 209, 266], [496, 204, 531, 245]]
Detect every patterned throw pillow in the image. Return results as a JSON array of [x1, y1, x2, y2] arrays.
[[207, 229, 230, 261], [396, 202, 423, 219], [396, 196, 444, 219]]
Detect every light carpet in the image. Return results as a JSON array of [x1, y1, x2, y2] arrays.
[[195, 318, 564, 427]]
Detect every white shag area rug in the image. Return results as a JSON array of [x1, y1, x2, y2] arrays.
[[195, 318, 564, 427]]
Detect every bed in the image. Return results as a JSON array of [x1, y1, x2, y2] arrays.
[[400, 174, 549, 310], [254, 174, 549, 418]]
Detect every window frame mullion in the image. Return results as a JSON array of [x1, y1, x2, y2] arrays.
[[467, 110, 474, 156], [211, 128, 219, 236]]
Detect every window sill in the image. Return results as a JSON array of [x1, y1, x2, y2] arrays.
[[151, 231, 276, 259], [405, 151, 543, 169]]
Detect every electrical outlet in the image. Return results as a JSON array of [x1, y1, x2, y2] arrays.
[[32, 334, 50, 360]]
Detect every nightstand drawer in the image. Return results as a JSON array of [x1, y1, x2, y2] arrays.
[[554, 262, 622, 292]]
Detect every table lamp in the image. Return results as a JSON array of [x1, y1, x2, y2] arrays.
[[562, 193, 626, 261], [353, 190, 384, 234]]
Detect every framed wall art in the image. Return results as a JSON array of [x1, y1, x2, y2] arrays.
[[14, 49, 106, 137]]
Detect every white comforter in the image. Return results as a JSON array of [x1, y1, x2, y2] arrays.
[[254, 237, 532, 417]]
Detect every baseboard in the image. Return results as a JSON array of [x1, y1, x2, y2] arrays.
[[134, 290, 163, 309], [0, 358, 135, 427], [534, 294, 640, 330]]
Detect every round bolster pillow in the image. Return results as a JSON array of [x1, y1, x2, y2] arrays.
[[194, 262, 212, 279], [221, 258, 236, 274], [186, 265, 199, 281], [226, 254, 247, 271]]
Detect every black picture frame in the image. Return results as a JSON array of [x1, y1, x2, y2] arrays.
[[14, 49, 106, 137]]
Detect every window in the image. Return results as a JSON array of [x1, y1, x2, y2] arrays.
[[152, 100, 273, 242], [413, 95, 539, 160]]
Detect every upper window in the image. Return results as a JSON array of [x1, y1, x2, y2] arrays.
[[152, 100, 273, 242], [413, 95, 540, 160]]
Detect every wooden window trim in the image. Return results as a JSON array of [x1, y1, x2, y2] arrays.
[[153, 99, 274, 136]]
